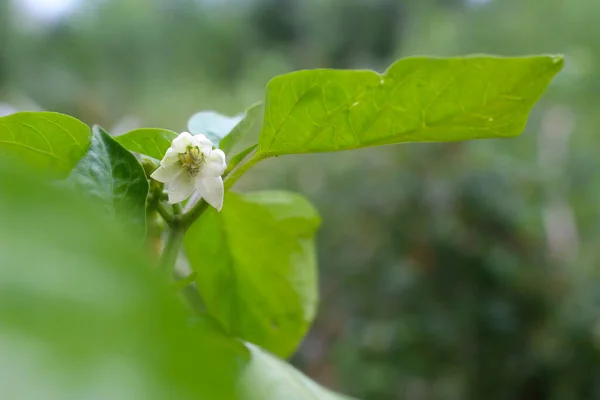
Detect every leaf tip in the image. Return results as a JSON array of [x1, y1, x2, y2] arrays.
[[548, 54, 565, 70], [91, 124, 110, 136]]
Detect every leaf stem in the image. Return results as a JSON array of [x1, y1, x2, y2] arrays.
[[223, 144, 258, 176], [224, 151, 266, 191], [158, 223, 185, 277]]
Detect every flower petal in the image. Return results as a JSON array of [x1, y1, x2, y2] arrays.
[[171, 132, 194, 153], [195, 176, 224, 211], [183, 191, 201, 213], [167, 171, 195, 204], [160, 148, 179, 166], [192, 134, 214, 155], [198, 149, 227, 178], [150, 162, 181, 183]]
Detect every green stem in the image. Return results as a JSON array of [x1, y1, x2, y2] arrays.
[[156, 202, 173, 225], [223, 144, 258, 176], [172, 203, 182, 215], [181, 282, 207, 314], [224, 151, 266, 190], [181, 200, 209, 230], [158, 224, 185, 277]]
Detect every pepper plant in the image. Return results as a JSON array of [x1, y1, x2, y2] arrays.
[[0, 55, 563, 399]]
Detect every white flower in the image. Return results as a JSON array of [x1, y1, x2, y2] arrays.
[[150, 132, 227, 210]]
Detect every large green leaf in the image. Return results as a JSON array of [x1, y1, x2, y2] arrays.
[[0, 111, 90, 178], [239, 343, 355, 400], [0, 161, 245, 400], [115, 128, 178, 160], [69, 125, 149, 236], [258, 55, 563, 156], [185, 191, 321, 358]]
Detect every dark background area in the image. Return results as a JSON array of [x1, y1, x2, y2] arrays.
[[3, 0, 600, 398]]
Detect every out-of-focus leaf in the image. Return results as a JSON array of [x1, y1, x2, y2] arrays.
[[258, 55, 564, 156], [115, 128, 178, 160], [239, 343, 355, 400], [0, 111, 90, 178], [188, 110, 243, 147], [185, 191, 321, 358], [0, 161, 246, 400], [69, 125, 149, 237]]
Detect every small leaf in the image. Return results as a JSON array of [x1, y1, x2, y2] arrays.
[[258, 55, 564, 156], [69, 125, 149, 236], [220, 103, 263, 156], [115, 128, 178, 160], [188, 110, 243, 147], [0, 111, 90, 178], [185, 191, 321, 358], [239, 343, 355, 400]]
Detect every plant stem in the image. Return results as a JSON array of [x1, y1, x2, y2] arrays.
[[224, 151, 266, 190], [156, 202, 173, 225], [223, 144, 258, 176], [181, 199, 209, 230], [158, 223, 185, 277]]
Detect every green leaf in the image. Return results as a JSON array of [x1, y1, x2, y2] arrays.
[[0, 161, 245, 400], [258, 55, 564, 156], [69, 125, 149, 236], [114, 128, 178, 160], [188, 110, 243, 147], [220, 103, 264, 156], [239, 343, 355, 400], [185, 191, 321, 358], [0, 111, 90, 178]]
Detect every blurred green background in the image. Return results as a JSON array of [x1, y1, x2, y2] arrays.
[[2, 0, 600, 399]]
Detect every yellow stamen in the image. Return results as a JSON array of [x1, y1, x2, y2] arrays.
[[178, 145, 204, 177]]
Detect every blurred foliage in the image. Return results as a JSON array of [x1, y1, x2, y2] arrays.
[[2, 0, 600, 399], [0, 159, 245, 400]]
